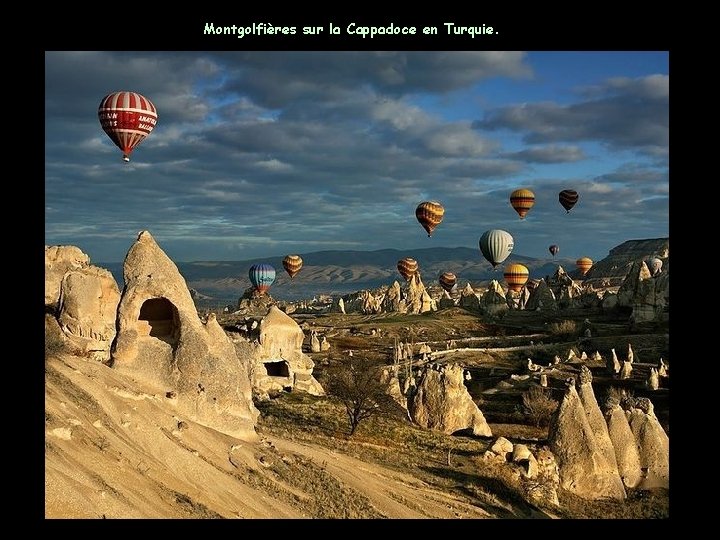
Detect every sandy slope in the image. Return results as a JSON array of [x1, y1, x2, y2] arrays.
[[45, 353, 496, 519]]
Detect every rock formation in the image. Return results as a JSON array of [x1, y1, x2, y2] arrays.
[[646, 367, 659, 390], [525, 279, 557, 311], [625, 397, 669, 489], [617, 261, 669, 323], [479, 280, 509, 315], [438, 292, 456, 309], [604, 400, 643, 489], [409, 364, 492, 437], [320, 337, 330, 351], [310, 331, 321, 353], [548, 379, 626, 500], [45, 245, 122, 362], [251, 306, 324, 398], [330, 296, 345, 314], [619, 361, 633, 380], [576, 367, 623, 480], [110, 231, 258, 441], [381, 281, 404, 313], [459, 284, 480, 312], [405, 273, 436, 314], [45, 245, 91, 310]]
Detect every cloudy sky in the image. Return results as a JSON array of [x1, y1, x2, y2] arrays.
[[45, 51, 668, 264]]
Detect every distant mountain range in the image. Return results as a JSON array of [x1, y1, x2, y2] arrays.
[[99, 239, 668, 307]]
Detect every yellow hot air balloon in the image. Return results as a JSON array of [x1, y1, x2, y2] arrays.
[[503, 263, 529, 292], [282, 254, 303, 279], [509, 188, 535, 219], [576, 257, 593, 276], [397, 258, 419, 281], [415, 201, 445, 237]]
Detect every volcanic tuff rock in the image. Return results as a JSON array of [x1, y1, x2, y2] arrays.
[[409, 364, 492, 437], [45, 245, 92, 310], [459, 283, 480, 312], [617, 261, 669, 323], [584, 238, 668, 282], [548, 380, 626, 500], [624, 397, 669, 489], [479, 280, 508, 315], [525, 279, 558, 311], [110, 230, 258, 441], [604, 404, 643, 488]]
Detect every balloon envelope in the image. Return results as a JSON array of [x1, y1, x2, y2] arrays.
[[576, 257, 593, 276], [282, 255, 303, 279], [549, 245, 560, 257], [415, 201, 445, 237], [249, 263, 276, 293], [98, 91, 157, 162], [397, 258, 419, 281], [559, 189, 579, 213], [510, 188, 535, 219], [479, 230, 514, 268], [439, 272, 457, 293], [503, 263, 529, 292]]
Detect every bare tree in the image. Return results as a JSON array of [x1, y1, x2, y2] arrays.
[[325, 356, 397, 436]]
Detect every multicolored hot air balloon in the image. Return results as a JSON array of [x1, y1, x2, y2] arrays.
[[576, 257, 593, 276], [559, 189, 579, 213], [549, 244, 560, 257], [503, 263, 529, 292], [282, 254, 303, 279], [439, 272, 457, 293], [248, 263, 276, 294], [647, 257, 663, 276], [509, 188, 535, 219], [397, 258, 419, 281], [98, 91, 158, 162], [415, 201, 445, 237], [479, 229, 514, 268]]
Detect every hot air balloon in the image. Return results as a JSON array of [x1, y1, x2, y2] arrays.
[[503, 263, 529, 292], [282, 254, 303, 279], [415, 201, 444, 237], [479, 229, 514, 268], [647, 257, 663, 276], [439, 272, 457, 293], [559, 189, 579, 213], [576, 257, 593, 276], [248, 263, 276, 294], [397, 258, 419, 281], [549, 245, 559, 257], [509, 188, 535, 219], [98, 91, 158, 162]]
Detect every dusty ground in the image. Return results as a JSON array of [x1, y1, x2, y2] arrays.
[[46, 305, 669, 519]]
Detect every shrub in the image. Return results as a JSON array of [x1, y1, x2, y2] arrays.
[[522, 386, 559, 427], [548, 320, 578, 340]]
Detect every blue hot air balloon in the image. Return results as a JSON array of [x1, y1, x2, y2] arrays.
[[248, 263, 276, 294]]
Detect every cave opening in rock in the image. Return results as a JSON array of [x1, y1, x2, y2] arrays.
[[265, 360, 290, 378], [138, 297, 179, 342]]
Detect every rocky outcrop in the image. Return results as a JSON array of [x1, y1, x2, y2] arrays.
[[479, 280, 508, 315], [110, 231, 258, 441], [251, 306, 324, 398], [617, 261, 669, 323], [576, 367, 622, 481], [381, 281, 404, 313], [604, 404, 643, 489], [57, 265, 121, 362], [438, 293, 456, 309], [459, 284, 480, 312], [409, 364, 491, 437], [342, 290, 382, 314], [45, 245, 91, 310], [329, 296, 345, 314], [584, 238, 668, 282], [548, 380, 626, 500], [405, 274, 436, 314], [625, 397, 669, 489], [525, 279, 557, 311]]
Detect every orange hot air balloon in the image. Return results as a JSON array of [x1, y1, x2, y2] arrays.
[[509, 188, 535, 219], [503, 263, 529, 292], [397, 258, 419, 281], [439, 272, 457, 293], [98, 91, 158, 162], [576, 257, 593, 276], [415, 201, 444, 237], [282, 254, 303, 279]]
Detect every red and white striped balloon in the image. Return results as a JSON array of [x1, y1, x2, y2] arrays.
[[98, 91, 158, 162]]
